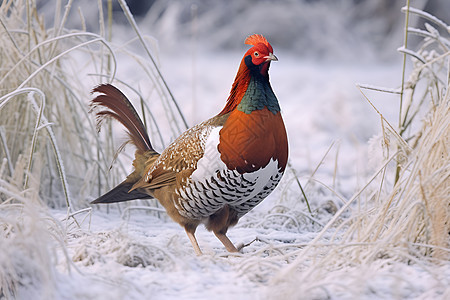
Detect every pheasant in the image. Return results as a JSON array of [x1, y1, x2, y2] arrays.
[[90, 34, 288, 255]]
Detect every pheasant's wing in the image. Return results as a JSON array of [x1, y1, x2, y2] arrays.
[[131, 114, 229, 191]]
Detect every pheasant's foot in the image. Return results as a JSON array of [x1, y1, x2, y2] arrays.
[[236, 242, 245, 251], [238, 237, 260, 251]]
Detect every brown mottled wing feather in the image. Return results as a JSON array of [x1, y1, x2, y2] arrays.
[[131, 113, 230, 191]]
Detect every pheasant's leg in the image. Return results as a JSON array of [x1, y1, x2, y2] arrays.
[[184, 225, 202, 255], [206, 205, 240, 253], [214, 231, 239, 253]]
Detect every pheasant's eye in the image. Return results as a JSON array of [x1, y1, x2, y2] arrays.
[[254, 51, 260, 57]]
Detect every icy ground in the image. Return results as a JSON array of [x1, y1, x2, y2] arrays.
[[38, 51, 448, 300]]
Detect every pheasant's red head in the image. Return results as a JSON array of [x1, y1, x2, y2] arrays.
[[243, 34, 277, 75], [218, 34, 278, 116]]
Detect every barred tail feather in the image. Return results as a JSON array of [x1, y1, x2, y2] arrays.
[[90, 84, 153, 152]]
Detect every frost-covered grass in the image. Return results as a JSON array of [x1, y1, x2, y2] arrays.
[[1, 0, 449, 299], [0, 0, 186, 210]]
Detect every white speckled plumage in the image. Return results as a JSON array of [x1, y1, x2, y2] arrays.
[[167, 125, 283, 220]]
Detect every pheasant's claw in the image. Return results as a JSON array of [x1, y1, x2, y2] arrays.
[[236, 242, 245, 252]]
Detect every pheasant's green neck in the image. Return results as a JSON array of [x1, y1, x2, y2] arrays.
[[237, 73, 280, 114]]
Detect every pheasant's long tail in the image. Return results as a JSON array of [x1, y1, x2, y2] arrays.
[[90, 83, 153, 152], [90, 84, 159, 204], [90, 180, 153, 204]]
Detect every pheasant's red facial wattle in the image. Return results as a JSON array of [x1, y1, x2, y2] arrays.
[[248, 45, 269, 65]]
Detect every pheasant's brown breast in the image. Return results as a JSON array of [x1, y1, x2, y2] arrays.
[[218, 107, 288, 174]]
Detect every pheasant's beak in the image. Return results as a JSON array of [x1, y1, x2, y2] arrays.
[[265, 53, 278, 62]]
